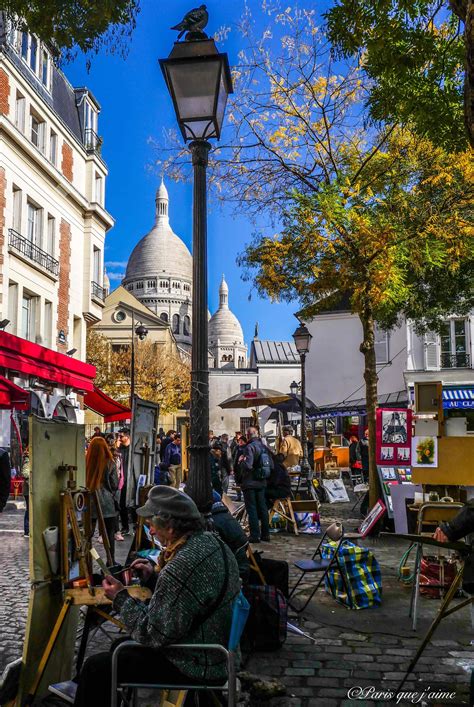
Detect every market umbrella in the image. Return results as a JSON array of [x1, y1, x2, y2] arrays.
[[219, 388, 291, 409]]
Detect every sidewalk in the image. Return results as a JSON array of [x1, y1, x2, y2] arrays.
[[1, 494, 473, 705]]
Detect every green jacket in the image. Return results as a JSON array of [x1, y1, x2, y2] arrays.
[[114, 531, 240, 681]]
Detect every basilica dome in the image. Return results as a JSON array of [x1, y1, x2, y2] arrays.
[[124, 180, 192, 283], [209, 277, 244, 346]]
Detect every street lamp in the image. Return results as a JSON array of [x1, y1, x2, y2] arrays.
[[160, 22, 233, 510], [292, 323, 313, 478], [130, 313, 148, 405], [290, 380, 299, 397]]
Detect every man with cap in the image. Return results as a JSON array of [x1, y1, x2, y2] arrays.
[[74, 486, 240, 706]]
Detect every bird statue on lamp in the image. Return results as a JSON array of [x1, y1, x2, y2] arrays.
[[171, 5, 209, 41]]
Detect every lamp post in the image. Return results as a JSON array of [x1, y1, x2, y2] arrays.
[[160, 24, 233, 509], [292, 323, 313, 478], [130, 312, 148, 405]]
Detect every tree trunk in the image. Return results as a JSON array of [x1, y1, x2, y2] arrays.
[[449, 0, 474, 147], [359, 307, 381, 509]]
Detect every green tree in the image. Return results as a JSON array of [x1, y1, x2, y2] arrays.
[[239, 131, 473, 505], [325, 0, 472, 150], [2, 1, 140, 58]]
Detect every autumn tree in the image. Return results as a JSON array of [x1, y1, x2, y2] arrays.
[[86, 330, 190, 416], [158, 4, 473, 505], [325, 0, 473, 150], [1, 1, 141, 59]]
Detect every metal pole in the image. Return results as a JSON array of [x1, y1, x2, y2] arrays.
[[130, 312, 135, 406], [185, 139, 212, 511], [300, 352, 310, 474]]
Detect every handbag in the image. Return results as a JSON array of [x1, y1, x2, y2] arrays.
[[241, 584, 287, 651], [321, 539, 382, 609]]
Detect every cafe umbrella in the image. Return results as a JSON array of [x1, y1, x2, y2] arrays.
[[219, 388, 291, 409]]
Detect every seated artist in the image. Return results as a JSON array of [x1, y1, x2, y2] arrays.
[[434, 501, 474, 591], [265, 451, 292, 510], [74, 486, 240, 707]]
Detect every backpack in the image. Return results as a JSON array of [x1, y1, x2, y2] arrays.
[[241, 584, 287, 651], [253, 445, 274, 480]]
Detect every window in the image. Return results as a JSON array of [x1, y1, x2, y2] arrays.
[[183, 315, 191, 336], [30, 112, 45, 152], [29, 35, 38, 72], [41, 49, 49, 87], [147, 280, 156, 289], [136, 281, 144, 290], [183, 283, 191, 293], [27, 202, 41, 245], [160, 312, 169, 323], [49, 131, 57, 165], [12, 186, 22, 232], [374, 324, 389, 364], [92, 246, 101, 284], [21, 32, 28, 60], [172, 313, 180, 334], [240, 383, 251, 393], [112, 343, 130, 353], [46, 215, 55, 255], [440, 319, 469, 368], [84, 101, 97, 132], [159, 280, 169, 289], [21, 294, 36, 341], [114, 310, 126, 322], [240, 417, 253, 434], [44, 300, 52, 348], [94, 173, 103, 204], [15, 92, 25, 132]]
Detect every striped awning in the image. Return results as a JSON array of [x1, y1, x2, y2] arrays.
[[443, 386, 474, 409]]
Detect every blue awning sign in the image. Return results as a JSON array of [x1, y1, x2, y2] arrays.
[[443, 387, 474, 410]]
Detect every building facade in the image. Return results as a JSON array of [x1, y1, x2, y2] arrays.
[[0, 17, 113, 441], [304, 301, 474, 427]]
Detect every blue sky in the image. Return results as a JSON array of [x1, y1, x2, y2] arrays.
[[64, 0, 308, 345]]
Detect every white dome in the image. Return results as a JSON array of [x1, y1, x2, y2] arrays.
[[124, 181, 192, 283], [208, 275, 244, 345]]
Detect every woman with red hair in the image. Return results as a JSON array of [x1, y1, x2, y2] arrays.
[[86, 436, 119, 563]]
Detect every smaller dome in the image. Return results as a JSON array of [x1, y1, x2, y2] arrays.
[[156, 177, 169, 203], [209, 276, 244, 345]]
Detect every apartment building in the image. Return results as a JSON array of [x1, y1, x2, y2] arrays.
[[0, 16, 114, 439]]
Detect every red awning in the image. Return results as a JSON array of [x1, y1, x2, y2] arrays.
[[0, 332, 96, 392], [0, 375, 29, 410], [84, 386, 131, 423]]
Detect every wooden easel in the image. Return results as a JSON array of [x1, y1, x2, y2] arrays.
[[23, 476, 150, 704]]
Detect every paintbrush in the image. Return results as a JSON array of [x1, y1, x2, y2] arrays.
[[90, 547, 110, 576]]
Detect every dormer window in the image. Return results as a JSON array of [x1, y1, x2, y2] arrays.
[[18, 31, 52, 92]]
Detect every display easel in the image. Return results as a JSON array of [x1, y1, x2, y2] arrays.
[[23, 467, 150, 705]]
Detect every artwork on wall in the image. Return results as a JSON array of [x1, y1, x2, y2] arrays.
[[412, 435, 438, 468], [376, 408, 412, 466]]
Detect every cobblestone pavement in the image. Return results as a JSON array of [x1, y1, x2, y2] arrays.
[[1, 494, 474, 706]]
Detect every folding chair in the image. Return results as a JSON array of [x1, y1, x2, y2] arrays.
[[409, 501, 463, 630], [348, 468, 369, 512], [288, 521, 351, 612]]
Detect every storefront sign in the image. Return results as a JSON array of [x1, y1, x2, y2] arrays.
[[443, 387, 474, 410]]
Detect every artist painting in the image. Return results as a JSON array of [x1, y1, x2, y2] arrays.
[[381, 411, 408, 444]]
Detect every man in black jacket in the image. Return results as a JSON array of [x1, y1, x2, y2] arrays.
[[0, 447, 11, 512], [240, 427, 271, 543]]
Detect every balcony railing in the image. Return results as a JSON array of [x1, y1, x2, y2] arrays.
[[8, 228, 59, 276], [441, 352, 471, 369], [91, 281, 106, 301], [84, 128, 103, 155]]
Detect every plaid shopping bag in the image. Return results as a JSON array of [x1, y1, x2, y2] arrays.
[[321, 539, 382, 609]]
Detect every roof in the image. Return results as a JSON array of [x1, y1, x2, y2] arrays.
[[251, 340, 299, 365], [309, 390, 408, 419], [101, 286, 170, 326], [0, 20, 97, 147]]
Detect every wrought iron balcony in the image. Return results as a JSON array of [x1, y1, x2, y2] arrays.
[[441, 352, 471, 369], [91, 281, 106, 301], [8, 228, 59, 276], [84, 128, 102, 155]]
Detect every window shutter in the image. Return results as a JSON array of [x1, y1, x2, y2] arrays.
[[374, 324, 389, 364], [424, 331, 439, 370]]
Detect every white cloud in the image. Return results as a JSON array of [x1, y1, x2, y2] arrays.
[[108, 271, 125, 281], [105, 261, 128, 268]]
